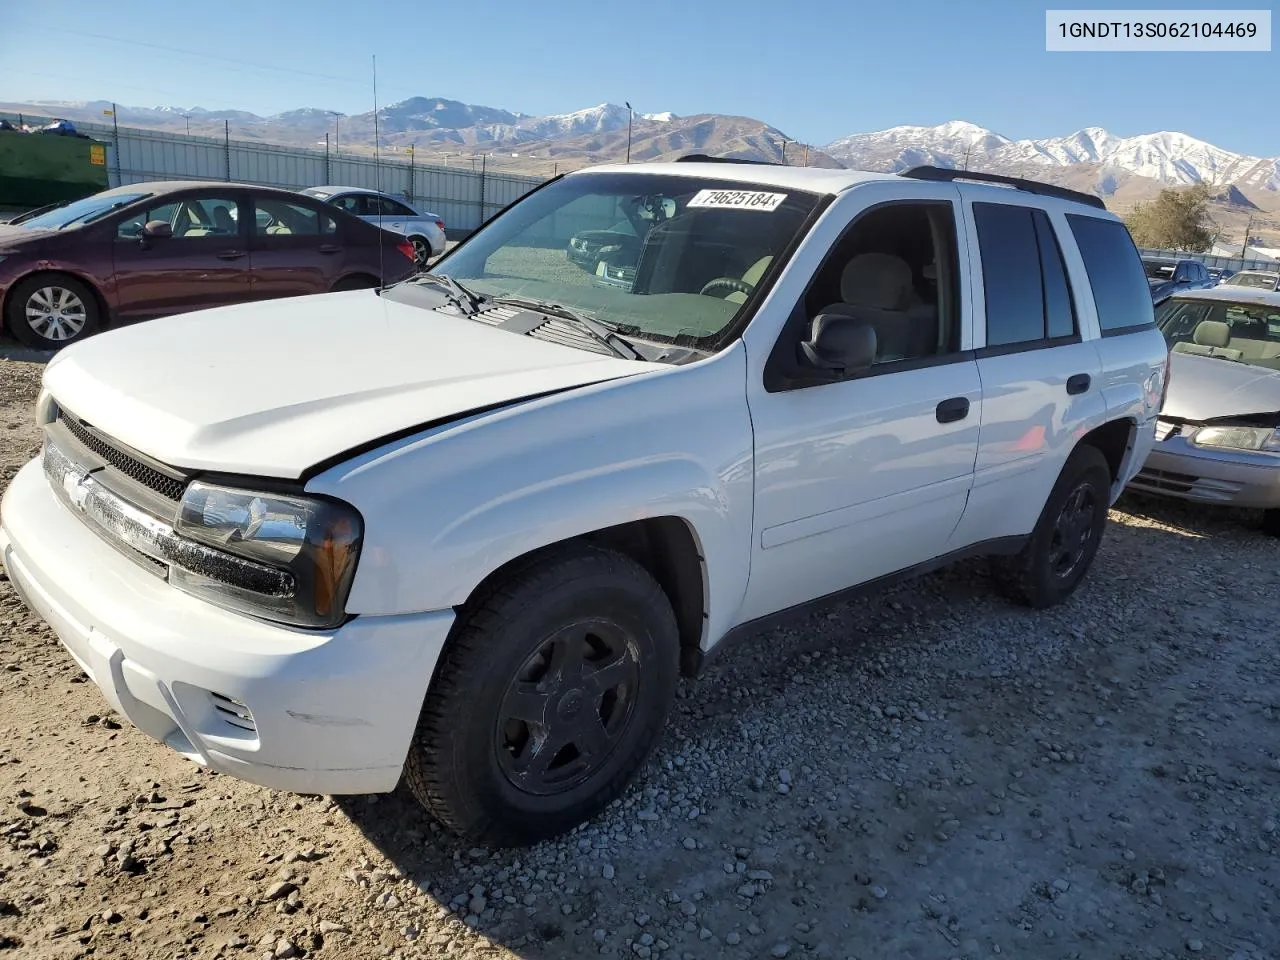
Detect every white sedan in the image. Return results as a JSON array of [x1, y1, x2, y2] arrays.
[[300, 186, 446, 264]]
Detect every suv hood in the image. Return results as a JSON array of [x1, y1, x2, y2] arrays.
[[1164, 351, 1280, 423], [42, 290, 658, 478]]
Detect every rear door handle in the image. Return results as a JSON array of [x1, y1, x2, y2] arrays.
[[217, 249, 246, 261], [936, 396, 970, 424], [1066, 373, 1091, 395], [319, 244, 341, 254]]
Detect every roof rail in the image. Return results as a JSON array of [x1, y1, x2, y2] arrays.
[[900, 165, 1107, 210], [676, 153, 777, 166]]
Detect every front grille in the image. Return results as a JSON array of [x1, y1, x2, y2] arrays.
[[1133, 467, 1198, 494], [57, 411, 188, 502]]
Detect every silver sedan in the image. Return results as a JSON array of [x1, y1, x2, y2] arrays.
[[300, 186, 446, 265], [1128, 286, 1280, 535]]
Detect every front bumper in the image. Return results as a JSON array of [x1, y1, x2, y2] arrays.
[[1127, 433, 1280, 509], [0, 457, 454, 795]]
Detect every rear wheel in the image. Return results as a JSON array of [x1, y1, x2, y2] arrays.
[[409, 236, 431, 266], [403, 544, 679, 847], [990, 444, 1112, 609], [5, 274, 101, 349]]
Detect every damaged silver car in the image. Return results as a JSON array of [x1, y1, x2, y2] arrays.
[[1129, 286, 1280, 534]]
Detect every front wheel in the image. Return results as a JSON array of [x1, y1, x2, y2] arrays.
[[990, 444, 1112, 609], [403, 544, 679, 847], [1262, 509, 1280, 537], [5, 274, 102, 349]]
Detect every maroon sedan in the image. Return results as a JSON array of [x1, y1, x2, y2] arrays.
[[0, 181, 417, 349]]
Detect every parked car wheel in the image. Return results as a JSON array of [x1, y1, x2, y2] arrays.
[[990, 444, 1112, 609], [408, 235, 432, 266], [403, 543, 679, 847], [5, 274, 101, 349], [1261, 510, 1280, 538]]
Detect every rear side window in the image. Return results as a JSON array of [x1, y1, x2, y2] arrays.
[[973, 202, 1078, 348], [1066, 215, 1155, 334]]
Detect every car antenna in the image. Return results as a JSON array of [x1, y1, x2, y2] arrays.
[[373, 53, 385, 292]]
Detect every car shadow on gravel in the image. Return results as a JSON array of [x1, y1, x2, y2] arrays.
[[333, 504, 1279, 960], [1116, 489, 1273, 541], [0, 341, 55, 364]]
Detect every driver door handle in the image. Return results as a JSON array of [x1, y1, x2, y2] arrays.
[[936, 396, 970, 424], [217, 249, 246, 261]]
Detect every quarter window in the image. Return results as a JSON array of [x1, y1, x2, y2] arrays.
[[1066, 214, 1155, 333]]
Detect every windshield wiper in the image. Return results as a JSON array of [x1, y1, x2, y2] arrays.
[[413, 272, 485, 315], [490, 296, 643, 361]]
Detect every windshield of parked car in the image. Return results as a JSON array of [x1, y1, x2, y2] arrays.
[[1156, 296, 1280, 368], [1225, 272, 1279, 290], [407, 172, 821, 349], [18, 192, 151, 230], [1142, 260, 1175, 280]]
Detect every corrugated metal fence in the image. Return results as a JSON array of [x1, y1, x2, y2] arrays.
[[1, 113, 548, 233]]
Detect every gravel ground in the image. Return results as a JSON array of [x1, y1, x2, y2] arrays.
[[1, 341, 1278, 960]]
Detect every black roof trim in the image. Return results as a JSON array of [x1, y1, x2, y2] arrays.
[[900, 165, 1107, 210], [675, 154, 778, 166]]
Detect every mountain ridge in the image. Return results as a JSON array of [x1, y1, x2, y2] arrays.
[[3, 97, 1276, 203]]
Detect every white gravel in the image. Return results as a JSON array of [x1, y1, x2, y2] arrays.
[[0, 342, 1277, 960]]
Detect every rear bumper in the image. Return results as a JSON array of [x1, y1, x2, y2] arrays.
[[0, 457, 454, 795], [1127, 437, 1280, 509]]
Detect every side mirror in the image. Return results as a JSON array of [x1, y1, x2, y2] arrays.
[[141, 220, 172, 239], [799, 313, 877, 376]]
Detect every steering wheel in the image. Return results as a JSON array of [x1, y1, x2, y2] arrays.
[[699, 277, 754, 298]]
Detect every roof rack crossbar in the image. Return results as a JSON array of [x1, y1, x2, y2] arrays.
[[900, 165, 1107, 210], [676, 153, 777, 166]]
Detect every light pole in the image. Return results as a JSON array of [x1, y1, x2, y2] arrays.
[[778, 137, 793, 164], [328, 111, 343, 156], [180, 113, 191, 135], [625, 101, 633, 163]]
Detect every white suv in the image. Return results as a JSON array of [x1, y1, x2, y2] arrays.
[[0, 159, 1168, 847]]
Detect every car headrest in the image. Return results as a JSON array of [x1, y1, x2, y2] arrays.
[[1192, 320, 1231, 348], [839, 253, 913, 310]]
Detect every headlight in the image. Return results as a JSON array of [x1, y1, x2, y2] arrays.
[[174, 482, 363, 629], [1189, 425, 1280, 452]]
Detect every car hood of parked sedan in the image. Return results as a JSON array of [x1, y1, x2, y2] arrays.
[[42, 290, 661, 478], [1163, 351, 1280, 423]]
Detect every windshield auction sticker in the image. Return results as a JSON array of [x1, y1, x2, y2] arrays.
[[687, 189, 788, 211], [1046, 9, 1271, 50]]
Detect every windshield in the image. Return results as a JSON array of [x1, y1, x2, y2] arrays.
[[1156, 297, 1280, 368], [1225, 272, 1279, 290], [18, 192, 151, 231], [1143, 260, 1175, 281], [419, 172, 821, 349]]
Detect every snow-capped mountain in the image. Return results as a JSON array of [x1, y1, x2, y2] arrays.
[[825, 121, 1280, 192], [6, 98, 1275, 196]]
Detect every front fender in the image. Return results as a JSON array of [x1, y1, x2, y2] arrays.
[[306, 343, 756, 645]]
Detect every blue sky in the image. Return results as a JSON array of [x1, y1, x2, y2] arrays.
[[1, 0, 1274, 155]]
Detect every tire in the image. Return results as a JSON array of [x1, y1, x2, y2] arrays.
[[5, 274, 101, 349], [1262, 510, 1280, 537], [990, 444, 1112, 609], [330, 275, 379, 293], [408, 236, 431, 266], [403, 543, 679, 847]]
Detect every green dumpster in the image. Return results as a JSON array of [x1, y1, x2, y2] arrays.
[[0, 130, 111, 209]]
